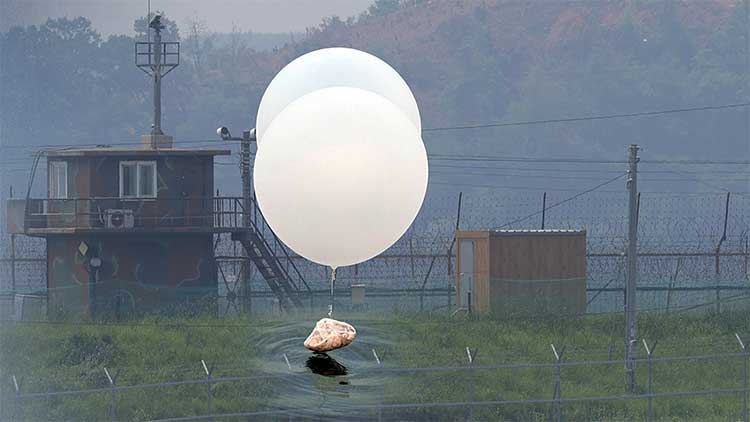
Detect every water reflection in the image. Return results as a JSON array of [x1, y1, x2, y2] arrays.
[[306, 352, 348, 376], [250, 319, 393, 418]]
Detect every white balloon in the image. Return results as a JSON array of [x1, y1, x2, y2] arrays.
[[254, 87, 428, 268], [255, 47, 421, 142]]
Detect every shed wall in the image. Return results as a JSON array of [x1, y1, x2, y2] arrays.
[[489, 233, 586, 315]]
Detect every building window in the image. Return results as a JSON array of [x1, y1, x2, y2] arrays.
[[49, 161, 68, 199], [120, 161, 157, 198]]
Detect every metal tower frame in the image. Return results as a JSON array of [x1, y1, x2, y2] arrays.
[[135, 15, 179, 136]]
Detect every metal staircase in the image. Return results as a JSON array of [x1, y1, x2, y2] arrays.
[[230, 200, 310, 312]]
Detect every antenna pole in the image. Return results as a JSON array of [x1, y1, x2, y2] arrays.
[[136, 14, 177, 148], [151, 21, 163, 136]]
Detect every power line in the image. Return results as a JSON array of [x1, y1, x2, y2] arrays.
[[422, 102, 750, 132], [430, 155, 627, 164], [428, 181, 612, 192], [431, 168, 749, 181], [495, 173, 628, 228], [431, 163, 748, 175], [430, 154, 750, 165], [2, 102, 749, 151], [430, 170, 618, 181]]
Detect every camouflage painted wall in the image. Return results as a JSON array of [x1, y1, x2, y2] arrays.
[[47, 234, 216, 317]]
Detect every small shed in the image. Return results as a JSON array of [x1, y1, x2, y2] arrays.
[[455, 229, 587, 316]]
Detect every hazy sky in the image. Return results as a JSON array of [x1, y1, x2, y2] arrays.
[[0, 0, 374, 35]]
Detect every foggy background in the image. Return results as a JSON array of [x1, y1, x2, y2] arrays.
[[0, 4, 748, 420], [0, 0, 748, 248], [0, 0, 373, 35]]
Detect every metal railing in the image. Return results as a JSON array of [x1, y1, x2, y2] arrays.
[[242, 198, 311, 295], [23, 196, 246, 230]]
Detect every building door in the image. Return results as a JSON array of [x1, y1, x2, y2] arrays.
[[459, 239, 474, 307]]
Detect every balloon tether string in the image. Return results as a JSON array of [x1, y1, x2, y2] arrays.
[[328, 267, 336, 317]]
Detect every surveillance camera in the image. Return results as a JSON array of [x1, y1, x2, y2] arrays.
[[217, 126, 231, 140]]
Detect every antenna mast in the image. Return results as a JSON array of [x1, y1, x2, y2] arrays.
[[136, 13, 179, 148]]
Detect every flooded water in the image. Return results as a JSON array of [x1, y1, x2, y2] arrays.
[[249, 319, 393, 419]]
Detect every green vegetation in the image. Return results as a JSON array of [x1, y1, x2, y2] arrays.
[[0, 317, 276, 420], [382, 311, 750, 421], [1, 311, 749, 421]]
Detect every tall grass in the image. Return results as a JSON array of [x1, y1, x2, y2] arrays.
[[1, 310, 748, 421]]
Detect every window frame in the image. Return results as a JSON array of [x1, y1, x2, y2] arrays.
[[119, 160, 157, 199], [49, 161, 68, 199]]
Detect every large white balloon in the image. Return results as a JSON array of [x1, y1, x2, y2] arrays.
[[255, 47, 421, 142], [254, 87, 428, 268]]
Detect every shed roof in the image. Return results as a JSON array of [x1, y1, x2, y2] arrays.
[[490, 229, 586, 236], [43, 147, 230, 157]]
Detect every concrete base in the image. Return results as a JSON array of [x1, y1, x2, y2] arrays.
[[141, 134, 174, 149]]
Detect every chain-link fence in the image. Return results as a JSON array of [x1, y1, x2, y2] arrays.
[[1, 191, 748, 319]]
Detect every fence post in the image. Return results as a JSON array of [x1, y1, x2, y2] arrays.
[[737, 333, 747, 422], [409, 234, 415, 278], [448, 274, 452, 310], [282, 354, 293, 422], [466, 347, 478, 422], [11, 375, 20, 421], [715, 192, 730, 314], [202, 360, 213, 421], [104, 367, 117, 422], [551, 344, 565, 422], [420, 252, 440, 313], [744, 236, 748, 281], [373, 349, 383, 422], [642, 339, 658, 422], [666, 258, 682, 313], [447, 192, 463, 277], [10, 233, 16, 292]]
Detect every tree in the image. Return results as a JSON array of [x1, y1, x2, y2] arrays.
[[368, 0, 402, 17], [183, 18, 214, 80]]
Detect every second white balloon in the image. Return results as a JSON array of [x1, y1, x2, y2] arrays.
[[255, 47, 421, 143]]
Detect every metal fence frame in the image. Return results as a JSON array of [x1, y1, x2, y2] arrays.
[[5, 337, 749, 422]]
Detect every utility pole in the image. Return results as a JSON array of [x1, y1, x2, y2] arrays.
[[241, 130, 253, 226], [625, 144, 639, 392], [241, 129, 254, 313]]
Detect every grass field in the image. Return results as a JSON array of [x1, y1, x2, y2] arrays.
[[1, 310, 748, 421]]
